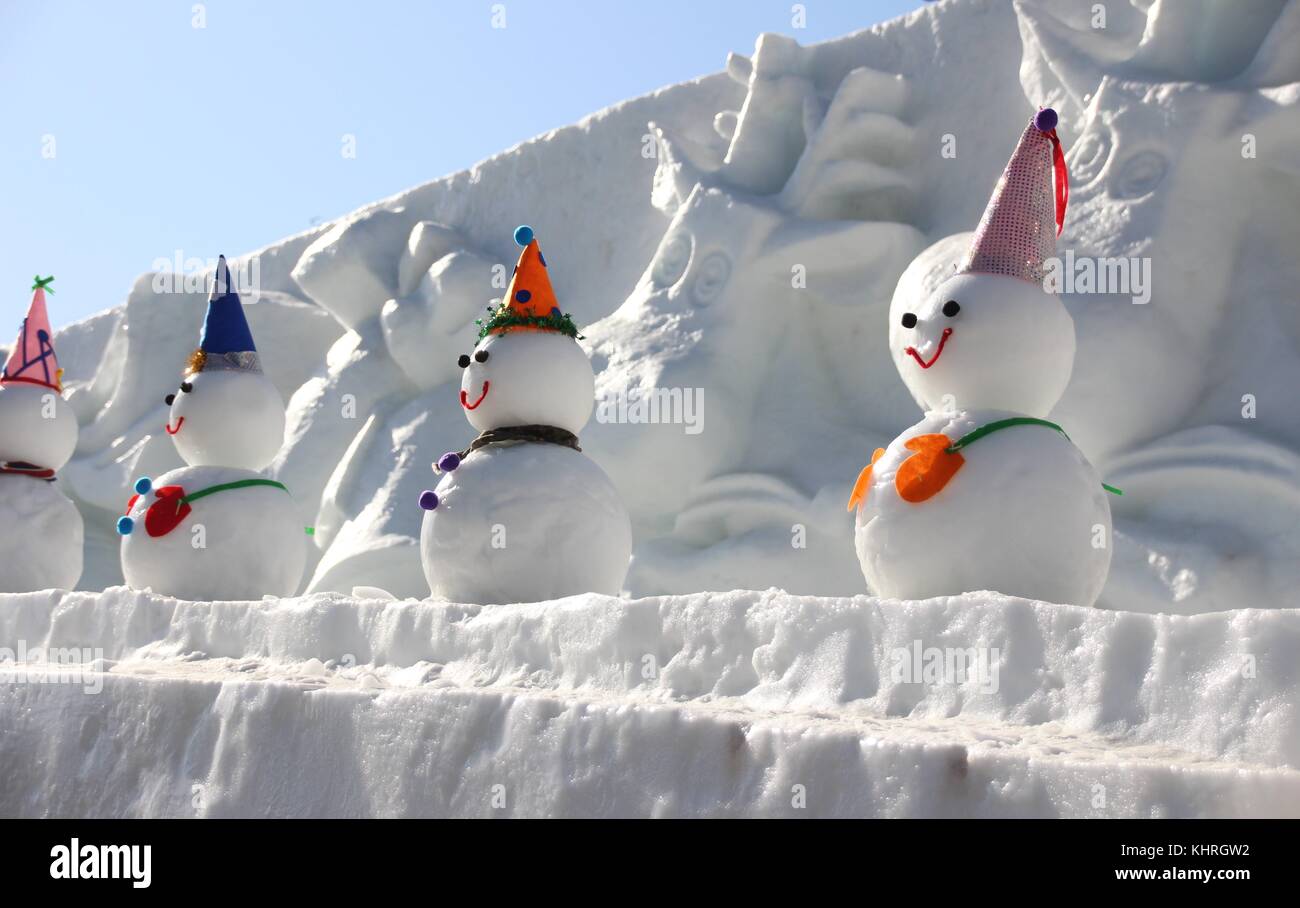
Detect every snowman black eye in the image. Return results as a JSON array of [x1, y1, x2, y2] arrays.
[[180, 381, 193, 393], [901, 312, 918, 329], [942, 300, 961, 317], [165, 393, 175, 406], [474, 349, 489, 363], [457, 354, 471, 368]]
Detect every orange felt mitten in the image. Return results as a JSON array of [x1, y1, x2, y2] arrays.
[[895, 434, 965, 503], [846, 448, 886, 511]]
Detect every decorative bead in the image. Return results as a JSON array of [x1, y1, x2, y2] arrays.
[[514, 225, 534, 247], [437, 452, 461, 473], [134, 477, 152, 495], [418, 490, 439, 511], [116, 516, 135, 536]]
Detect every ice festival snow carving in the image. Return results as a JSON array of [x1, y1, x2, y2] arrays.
[[22, 0, 1300, 614]]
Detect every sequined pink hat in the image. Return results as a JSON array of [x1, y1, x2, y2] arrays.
[[959, 108, 1069, 286]]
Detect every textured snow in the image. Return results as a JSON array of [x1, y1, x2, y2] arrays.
[[4, 0, 1299, 816], [0, 587, 1297, 817]]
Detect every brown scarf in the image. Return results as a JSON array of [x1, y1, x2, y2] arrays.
[[457, 425, 581, 461]]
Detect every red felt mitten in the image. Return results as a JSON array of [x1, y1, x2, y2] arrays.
[[144, 485, 192, 537]]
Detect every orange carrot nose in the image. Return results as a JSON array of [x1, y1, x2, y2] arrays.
[[895, 434, 965, 503]]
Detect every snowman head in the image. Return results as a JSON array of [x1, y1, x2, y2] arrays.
[[892, 108, 1076, 417], [890, 271, 1075, 416], [164, 256, 285, 470], [0, 383, 78, 471], [458, 331, 594, 435], [0, 278, 78, 471], [456, 226, 593, 436], [164, 364, 285, 470]]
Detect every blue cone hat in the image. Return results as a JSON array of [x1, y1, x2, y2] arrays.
[[191, 255, 260, 374]]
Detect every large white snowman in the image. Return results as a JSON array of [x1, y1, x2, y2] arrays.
[[851, 109, 1114, 607], [0, 277, 83, 592], [419, 226, 632, 604], [117, 256, 306, 601]]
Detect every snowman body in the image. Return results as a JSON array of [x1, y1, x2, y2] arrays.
[[0, 474, 83, 592], [418, 231, 632, 605], [0, 379, 83, 592], [120, 464, 305, 601], [854, 408, 1111, 606], [421, 441, 630, 604]]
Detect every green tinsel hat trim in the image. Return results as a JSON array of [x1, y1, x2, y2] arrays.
[[474, 304, 584, 342]]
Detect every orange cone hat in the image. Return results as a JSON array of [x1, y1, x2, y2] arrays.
[[476, 226, 581, 340]]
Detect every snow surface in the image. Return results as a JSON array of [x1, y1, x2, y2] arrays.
[[1, 586, 1297, 817], [3, 0, 1299, 816]]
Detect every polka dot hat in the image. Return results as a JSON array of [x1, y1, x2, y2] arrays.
[[476, 225, 581, 340]]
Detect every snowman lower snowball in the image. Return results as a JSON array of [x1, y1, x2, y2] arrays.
[[118, 257, 306, 600], [0, 277, 83, 592], [419, 226, 632, 604], [851, 108, 1113, 607], [0, 476, 82, 593]]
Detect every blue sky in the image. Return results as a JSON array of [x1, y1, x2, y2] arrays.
[[1, 0, 922, 328]]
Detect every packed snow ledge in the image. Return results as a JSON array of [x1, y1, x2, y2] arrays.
[[2, 587, 1297, 817]]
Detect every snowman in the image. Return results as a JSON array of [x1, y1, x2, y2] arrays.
[[849, 109, 1115, 608], [117, 256, 307, 601], [0, 277, 83, 592], [418, 226, 632, 604]]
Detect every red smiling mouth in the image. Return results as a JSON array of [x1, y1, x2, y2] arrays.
[[905, 328, 953, 370], [165, 416, 185, 435], [460, 381, 490, 410]]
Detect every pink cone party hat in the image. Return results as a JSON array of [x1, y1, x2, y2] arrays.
[[2, 276, 62, 392], [958, 108, 1069, 286]]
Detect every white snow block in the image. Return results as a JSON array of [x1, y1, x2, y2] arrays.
[[1, 588, 1298, 817]]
